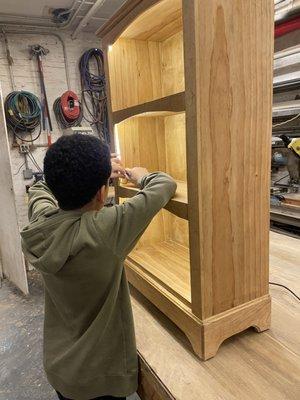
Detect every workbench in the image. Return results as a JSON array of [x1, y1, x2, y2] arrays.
[[131, 232, 300, 400]]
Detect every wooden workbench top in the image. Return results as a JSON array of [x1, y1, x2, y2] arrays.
[[130, 232, 300, 400]]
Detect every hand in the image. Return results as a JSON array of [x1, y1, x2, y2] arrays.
[[111, 158, 126, 179], [125, 167, 149, 186]]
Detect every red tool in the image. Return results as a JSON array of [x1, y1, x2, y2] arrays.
[[29, 44, 53, 146]]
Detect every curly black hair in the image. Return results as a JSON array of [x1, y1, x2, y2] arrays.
[[44, 134, 111, 210]]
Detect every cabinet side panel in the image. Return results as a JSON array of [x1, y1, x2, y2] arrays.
[[184, 0, 274, 317]]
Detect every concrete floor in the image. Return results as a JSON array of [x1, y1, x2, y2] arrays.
[[0, 271, 139, 400]]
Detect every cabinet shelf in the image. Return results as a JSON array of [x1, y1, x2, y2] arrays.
[[128, 240, 191, 305], [113, 92, 185, 124], [117, 180, 188, 220]]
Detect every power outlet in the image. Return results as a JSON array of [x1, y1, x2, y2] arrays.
[[19, 144, 30, 154], [23, 168, 33, 180]]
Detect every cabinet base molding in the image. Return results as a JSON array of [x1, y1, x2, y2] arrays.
[[126, 260, 271, 360]]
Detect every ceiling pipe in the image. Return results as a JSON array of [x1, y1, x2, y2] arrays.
[[0, 0, 88, 31], [275, 44, 300, 59], [275, 0, 300, 23], [71, 0, 106, 39], [0, 28, 71, 90]]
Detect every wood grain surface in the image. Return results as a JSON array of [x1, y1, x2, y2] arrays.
[[133, 232, 300, 400], [121, 0, 182, 42], [101, 0, 274, 359], [183, 0, 274, 318], [108, 28, 184, 110]]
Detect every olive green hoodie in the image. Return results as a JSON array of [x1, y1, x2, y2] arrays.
[[21, 172, 176, 400]]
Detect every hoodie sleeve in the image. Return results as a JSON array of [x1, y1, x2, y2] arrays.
[[28, 181, 57, 221], [93, 172, 177, 259]]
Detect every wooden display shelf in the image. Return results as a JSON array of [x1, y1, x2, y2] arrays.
[[113, 92, 185, 124], [117, 181, 188, 220], [129, 240, 190, 305], [98, 0, 274, 360]]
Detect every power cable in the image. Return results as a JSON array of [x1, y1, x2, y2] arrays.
[[269, 281, 300, 301], [273, 112, 300, 127], [273, 173, 290, 185], [53, 90, 83, 128], [79, 48, 110, 143], [27, 150, 43, 172], [13, 161, 26, 176], [4, 91, 42, 142]]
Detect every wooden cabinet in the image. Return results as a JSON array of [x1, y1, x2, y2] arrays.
[[97, 0, 274, 359]]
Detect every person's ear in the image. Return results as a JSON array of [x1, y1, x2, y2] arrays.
[[99, 185, 107, 204]]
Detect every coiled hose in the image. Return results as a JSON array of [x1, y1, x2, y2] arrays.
[[79, 48, 110, 144], [4, 91, 42, 142]]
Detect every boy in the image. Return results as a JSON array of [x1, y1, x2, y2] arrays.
[[21, 134, 176, 400]]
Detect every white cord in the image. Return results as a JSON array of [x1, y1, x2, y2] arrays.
[[273, 112, 300, 127]]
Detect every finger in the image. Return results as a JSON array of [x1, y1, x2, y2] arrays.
[[125, 168, 132, 179], [112, 164, 125, 173]]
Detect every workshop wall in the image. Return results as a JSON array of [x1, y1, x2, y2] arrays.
[[0, 31, 100, 228]]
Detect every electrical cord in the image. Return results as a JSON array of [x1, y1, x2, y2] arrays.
[[269, 282, 300, 301], [4, 91, 42, 142], [273, 112, 300, 127], [13, 161, 26, 176], [273, 173, 290, 185], [13, 124, 42, 143], [79, 48, 110, 143], [53, 90, 83, 128], [27, 149, 43, 172]]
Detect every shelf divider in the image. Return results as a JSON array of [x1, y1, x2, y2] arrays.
[[117, 180, 188, 220], [112, 91, 185, 124]]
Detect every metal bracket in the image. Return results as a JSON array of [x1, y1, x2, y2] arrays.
[[29, 44, 49, 60]]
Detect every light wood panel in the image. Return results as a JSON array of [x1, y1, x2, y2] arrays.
[[132, 231, 300, 400], [116, 112, 186, 178], [117, 111, 189, 293], [163, 210, 189, 247], [121, 0, 182, 41], [108, 38, 163, 111], [130, 240, 191, 304], [112, 92, 185, 124], [108, 30, 184, 111], [117, 116, 166, 171], [117, 181, 188, 220], [164, 113, 186, 181], [183, 0, 274, 318], [283, 193, 300, 206], [161, 31, 185, 96]]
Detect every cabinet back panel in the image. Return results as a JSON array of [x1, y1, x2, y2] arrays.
[[164, 113, 186, 181], [109, 31, 184, 111], [117, 113, 188, 251], [161, 32, 184, 97]]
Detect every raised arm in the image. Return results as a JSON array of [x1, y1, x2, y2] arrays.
[[28, 181, 57, 222], [93, 171, 177, 259]]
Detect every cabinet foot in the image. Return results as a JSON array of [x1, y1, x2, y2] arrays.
[[184, 295, 271, 360]]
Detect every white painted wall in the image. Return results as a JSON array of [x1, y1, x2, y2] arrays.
[[0, 31, 101, 228]]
